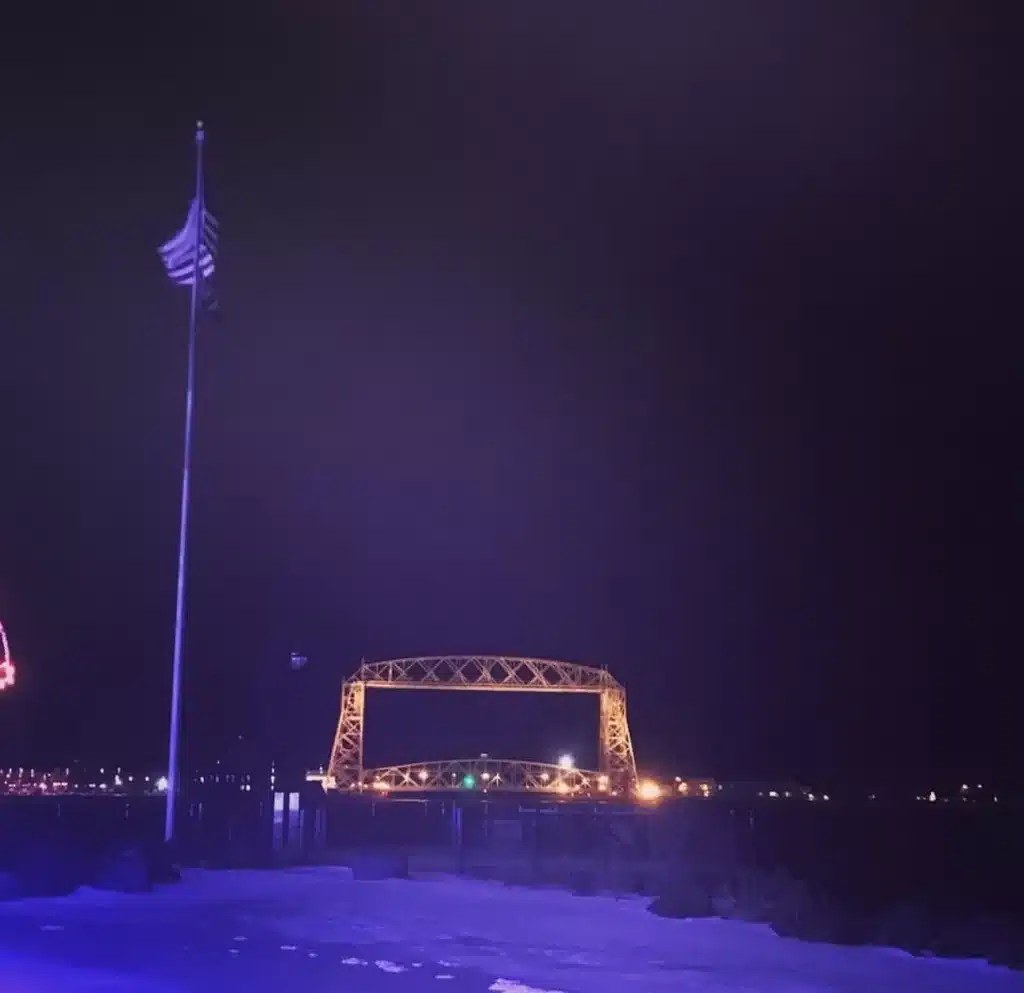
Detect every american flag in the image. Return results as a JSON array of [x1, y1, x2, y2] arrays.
[[159, 197, 218, 285]]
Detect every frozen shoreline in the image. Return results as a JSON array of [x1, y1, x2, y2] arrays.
[[0, 868, 1021, 992]]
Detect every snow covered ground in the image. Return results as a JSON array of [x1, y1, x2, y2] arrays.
[[0, 867, 1021, 992]]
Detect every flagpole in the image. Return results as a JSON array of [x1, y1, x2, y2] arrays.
[[164, 120, 206, 844]]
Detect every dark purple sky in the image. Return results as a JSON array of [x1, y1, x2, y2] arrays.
[[0, 3, 1018, 784]]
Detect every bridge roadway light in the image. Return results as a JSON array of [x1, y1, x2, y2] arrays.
[[636, 779, 663, 802], [557, 753, 575, 770]]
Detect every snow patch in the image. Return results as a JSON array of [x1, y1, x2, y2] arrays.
[[0, 951, 175, 992], [1, 868, 1020, 992], [490, 980, 566, 993]]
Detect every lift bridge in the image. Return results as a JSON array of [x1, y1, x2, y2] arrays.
[[325, 656, 638, 798]]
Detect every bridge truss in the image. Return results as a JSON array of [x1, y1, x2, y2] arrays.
[[358, 758, 609, 796], [327, 656, 637, 794]]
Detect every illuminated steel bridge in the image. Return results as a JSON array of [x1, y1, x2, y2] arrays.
[[326, 656, 638, 795], [356, 758, 610, 797]]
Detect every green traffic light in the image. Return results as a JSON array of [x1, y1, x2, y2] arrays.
[[462, 774, 476, 788]]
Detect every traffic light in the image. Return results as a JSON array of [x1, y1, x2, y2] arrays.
[[462, 774, 476, 789]]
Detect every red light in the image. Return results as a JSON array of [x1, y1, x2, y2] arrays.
[[0, 619, 14, 690]]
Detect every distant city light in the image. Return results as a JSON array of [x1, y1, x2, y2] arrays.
[[0, 762, 1011, 810]]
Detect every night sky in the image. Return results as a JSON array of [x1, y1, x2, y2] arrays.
[[0, 4, 1018, 785]]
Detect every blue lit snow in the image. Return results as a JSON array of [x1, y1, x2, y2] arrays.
[[0, 867, 1021, 991]]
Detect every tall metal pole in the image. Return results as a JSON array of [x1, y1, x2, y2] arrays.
[[164, 121, 206, 844]]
